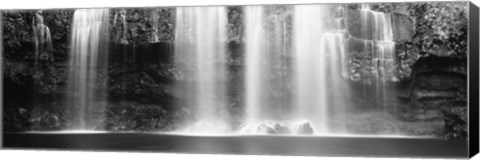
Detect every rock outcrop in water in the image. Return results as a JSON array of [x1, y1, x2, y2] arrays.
[[297, 122, 315, 135], [238, 120, 315, 135]]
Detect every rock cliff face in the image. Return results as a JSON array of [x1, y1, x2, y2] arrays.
[[391, 13, 414, 43], [407, 55, 467, 140], [346, 8, 414, 42], [0, 5, 443, 102]]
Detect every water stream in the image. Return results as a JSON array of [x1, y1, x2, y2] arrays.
[[67, 9, 110, 129], [292, 5, 350, 134], [360, 4, 396, 109], [32, 11, 53, 65], [239, 4, 394, 135], [174, 7, 230, 133]]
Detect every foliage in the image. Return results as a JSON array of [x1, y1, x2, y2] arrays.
[[2, 11, 36, 60], [409, 2, 468, 57], [393, 43, 421, 80]]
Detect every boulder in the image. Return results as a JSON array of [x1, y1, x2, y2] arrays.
[[274, 123, 291, 134], [258, 124, 278, 134], [297, 122, 314, 135], [239, 120, 313, 135]]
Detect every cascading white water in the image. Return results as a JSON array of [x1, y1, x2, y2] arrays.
[[360, 4, 395, 108], [292, 4, 350, 135], [151, 10, 160, 43], [112, 9, 128, 44], [67, 9, 110, 129], [241, 6, 301, 134], [174, 7, 229, 133], [241, 5, 351, 135], [244, 6, 265, 122], [32, 11, 53, 65]]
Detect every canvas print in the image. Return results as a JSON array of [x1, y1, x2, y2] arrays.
[[1, 1, 478, 158]]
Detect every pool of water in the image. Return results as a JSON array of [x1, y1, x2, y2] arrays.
[[3, 132, 468, 158]]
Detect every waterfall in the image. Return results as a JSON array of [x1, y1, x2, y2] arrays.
[[360, 4, 395, 108], [113, 9, 128, 44], [244, 6, 265, 122], [241, 5, 297, 134], [151, 10, 160, 43], [292, 4, 350, 134], [32, 11, 53, 65], [58, 4, 394, 134], [174, 7, 229, 133], [240, 5, 353, 135], [67, 9, 110, 130]]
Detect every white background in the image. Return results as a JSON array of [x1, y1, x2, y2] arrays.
[[0, 0, 479, 160]]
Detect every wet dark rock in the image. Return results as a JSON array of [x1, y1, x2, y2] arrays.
[[347, 37, 375, 56], [400, 108, 443, 122], [346, 8, 413, 42], [108, 71, 176, 103], [441, 101, 467, 123], [30, 113, 61, 130], [412, 56, 467, 75], [414, 72, 466, 91], [3, 107, 32, 132], [110, 8, 175, 44], [392, 13, 414, 43], [442, 110, 467, 141], [110, 42, 173, 68], [409, 56, 467, 110], [400, 55, 468, 140], [3, 101, 183, 132], [410, 88, 457, 102], [346, 9, 374, 40], [103, 102, 183, 132]]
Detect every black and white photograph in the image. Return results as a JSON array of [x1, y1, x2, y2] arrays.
[[1, 0, 479, 159]]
